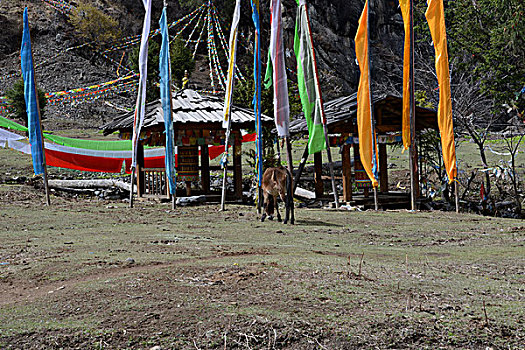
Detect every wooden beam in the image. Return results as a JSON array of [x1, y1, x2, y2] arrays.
[[233, 131, 243, 199], [342, 143, 352, 201], [314, 151, 323, 199], [379, 143, 389, 193], [201, 144, 210, 194]]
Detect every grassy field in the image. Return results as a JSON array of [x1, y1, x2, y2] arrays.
[[1, 128, 524, 348], [0, 184, 524, 349]]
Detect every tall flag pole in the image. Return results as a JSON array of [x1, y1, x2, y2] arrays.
[[250, 0, 264, 214], [159, 3, 176, 210], [294, 0, 339, 208], [268, 0, 294, 223], [220, 0, 242, 211], [130, 0, 152, 208], [21, 7, 50, 205], [425, 0, 457, 209], [355, 0, 379, 209], [399, 0, 419, 210]]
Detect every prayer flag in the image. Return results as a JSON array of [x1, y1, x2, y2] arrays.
[[355, 0, 378, 187], [159, 7, 176, 195], [425, 0, 457, 183], [293, 0, 325, 155], [251, 0, 264, 186], [21, 7, 45, 176], [269, 0, 290, 137], [223, 0, 242, 129], [131, 0, 152, 168], [399, 0, 411, 151]]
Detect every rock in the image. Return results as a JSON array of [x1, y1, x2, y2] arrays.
[[176, 195, 206, 207], [149, 346, 162, 350], [125, 257, 135, 265]]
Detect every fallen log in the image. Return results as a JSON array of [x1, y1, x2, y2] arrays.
[[48, 179, 132, 193]]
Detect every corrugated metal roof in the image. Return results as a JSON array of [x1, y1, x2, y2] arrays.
[[102, 89, 271, 134], [289, 93, 438, 134]]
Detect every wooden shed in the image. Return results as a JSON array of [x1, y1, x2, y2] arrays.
[[102, 89, 272, 200], [289, 93, 439, 208]]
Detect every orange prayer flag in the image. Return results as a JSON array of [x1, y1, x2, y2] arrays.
[[399, 0, 411, 151], [355, 0, 378, 188], [425, 0, 457, 183]]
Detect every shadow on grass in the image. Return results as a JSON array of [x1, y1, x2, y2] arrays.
[[293, 218, 343, 227]]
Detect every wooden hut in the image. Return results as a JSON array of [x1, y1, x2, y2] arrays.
[[102, 89, 272, 201], [289, 93, 439, 208]]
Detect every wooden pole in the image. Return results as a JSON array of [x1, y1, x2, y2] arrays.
[[36, 98, 50, 206], [284, 137, 295, 224], [342, 143, 352, 202], [275, 136, 282, 164], [455, 180, 459, 213], [220, 118, 232, 211], [293, 143, 310, 195], [409, 0, 419, 211], [323, 124, 340, 208], [25, 19, 50, 206], [304, 2, 338, 208], [129, 167, 135, 208], [367, 0, 379, 211], [314, 151, 324, 199], [33, 75, 50, 206]]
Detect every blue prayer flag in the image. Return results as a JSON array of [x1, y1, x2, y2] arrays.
[[251, 0, 263, 186], [159, 7, 176, 195], [21, 7, 45, 176]]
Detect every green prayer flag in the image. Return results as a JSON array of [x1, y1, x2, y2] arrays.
[[0, 116, 28, 132], [293, 1, 326, 154], [263, 51, 273, 90]]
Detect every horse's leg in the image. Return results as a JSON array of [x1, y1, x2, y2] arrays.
[[261, 193, 268, 222], [274, 194, 282, 222]]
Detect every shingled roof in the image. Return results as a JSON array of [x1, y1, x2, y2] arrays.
[[102, 89, 272, 135], [289, 93, 438, 134]]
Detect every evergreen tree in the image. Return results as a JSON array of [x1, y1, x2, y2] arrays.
[[5, 79, 47, 125]]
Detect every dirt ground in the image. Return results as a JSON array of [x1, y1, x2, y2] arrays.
[[0, 183, 524, 349]]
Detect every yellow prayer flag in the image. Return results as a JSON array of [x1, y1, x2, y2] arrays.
[[399, 0, 411, 151], [425, 0, 457, 183], [355, 0, 378, 188]]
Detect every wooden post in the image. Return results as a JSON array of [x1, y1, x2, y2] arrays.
[[27, 31, 50, 206], [220, 119, 232, 211], [137, 143, 145, 197], [455, 180, 459, 213], [323, 124, 340, 208], [314, 151, 323, 199], [275, 136, 282, 164], [379, 143, 388, 193], [35, 84, 50, 206], [233, 131, 243, 200], [293, 143, 310, 195], [342, 143, 352, 202], [129, 168, 135, 208], [201, 144, 210, 194], [409, 0, 419, 211], [284, 137, 295, 224]]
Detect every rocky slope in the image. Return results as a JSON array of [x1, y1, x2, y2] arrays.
[[0, 0, 405, 130]]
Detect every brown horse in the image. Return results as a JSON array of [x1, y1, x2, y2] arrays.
[[261, 167, 294, 224]]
